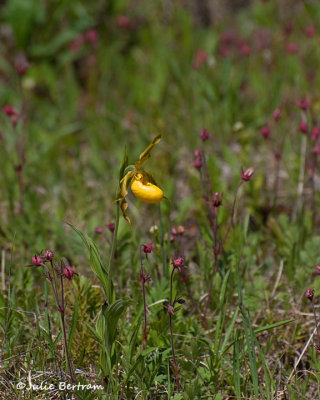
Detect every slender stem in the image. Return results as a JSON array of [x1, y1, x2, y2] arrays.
[[139, 246, 148, 350], [107, 202, 120, 303], [168, 267, 180, 392], [203, 251, 219, 317], [159, 203, 167, 278], [203, 182, 243, 319], [221, 181, 243, 249], [272, 158, 280, 213], [169, 313, 180, 392], [169, 267, 175, 304], [293, 133, 307, 221], [108, 203, 120, 276], [311, 300, 320, 345], [59, 272, 75, 383]]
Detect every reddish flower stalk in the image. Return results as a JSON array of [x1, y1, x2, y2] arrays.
[[27, 252, 76, 383], [139, 243, 154, 349], [165, 260, 187, 393], [196, 136, 252, 320]]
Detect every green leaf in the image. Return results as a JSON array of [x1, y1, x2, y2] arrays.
[[69, 224, 114, 303], [68, 298, 79, 353]]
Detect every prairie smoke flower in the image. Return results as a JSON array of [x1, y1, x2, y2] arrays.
[[63, 265, 77, 281], [142, 241, 157, 255], [44, 249, 54, 261], [172, 257, 186, 272], [106, 222, 115, 233], [299, 121, 308, 134], [200, 128, 210, 141], [311, 127, 320, 141], [241, 167, 254, 182], [273, 108, 281, 121], [260, 125, 270, 139], [297, 98, 309, 111], [305, 288, 314, 301]]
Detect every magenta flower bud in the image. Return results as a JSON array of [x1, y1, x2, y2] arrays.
[[305, 288, 314, 301], [95, 226, 104, 234], [192, 49, 208, 70], [298, 99, 309, 111], [274, 152, 282, 162], [305, 26, 315, 37], [84, 29, 99, 44], [240, 43, 251, 56], [3, 105, 18, 117], [311, 126, 320, 141], [241, 167, 254, 182], [315, 265, 320, 275], [106, 222, 115, 233], [194, 149, 201, 158], [273, 108, 281, 121], [116, 15, 132, 30], [32, 256, 43, 266], [299, 121, 308, 134], [286, 42, 298, 54], [14, 52, 30, 75], [260, 125, 270, 139], [193, 158, 202, 169], [63, 265, 77, 281], [200, 128, 210, 141], [313, 145, 320, 155], [211, 192, 223, 207], [44, 249, 54, 261], [172, 257, 186, 271], [142, 241, 157, 254]]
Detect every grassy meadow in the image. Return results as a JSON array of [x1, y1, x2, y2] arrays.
[[1, 0, 320, 399]]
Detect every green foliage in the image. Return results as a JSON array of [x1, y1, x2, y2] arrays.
[[1, 0, 320, 398]]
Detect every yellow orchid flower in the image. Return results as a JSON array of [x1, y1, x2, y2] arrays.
[[116, 134, 165, 223]]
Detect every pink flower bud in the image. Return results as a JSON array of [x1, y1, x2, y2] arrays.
[[194, 149, 201, 158], [116, 15, 132, 30], [44, 249, 54, 261], [142, 241, 157, 254], [3, 105, 18, 116], [240, 43, 251, 56], [84, 29, 99, 44], [299, 121, 308, 134], [106, 222, 115, 233], [297, 98, 309, 111], [193, 158, 202, 169], [305, 288, 314, 301], [241, 167, 254, 182], [192, 49, 208, 70], [313, 145, 320, 155], [260, 125, 270, 139], [95, 226, 104, 234], [200, 128, 210, 141], [286, 42, 298, 54], [63, 265, 77, 281], [311, 126, 320, 141], [305, 26, 316, 37], [32, 256, 43, 266], [172, 257, 186, 271], [15, 52, 30, 75], [273, 108, 281, 121]]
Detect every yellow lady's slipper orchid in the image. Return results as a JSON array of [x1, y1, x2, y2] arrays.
[[116, 134, 165, 223], [131, 173, 164, 204]]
